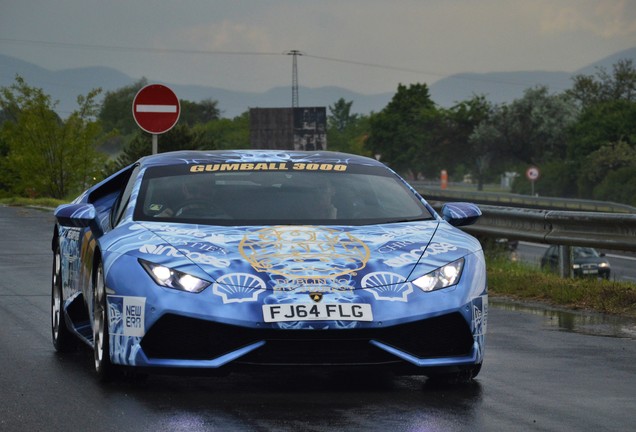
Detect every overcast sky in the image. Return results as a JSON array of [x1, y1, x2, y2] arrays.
[[1, 0, 635, 94]]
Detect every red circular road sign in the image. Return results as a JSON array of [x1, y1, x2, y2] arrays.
[[132, 84, 180, 134], [526, 166, 540, 181]]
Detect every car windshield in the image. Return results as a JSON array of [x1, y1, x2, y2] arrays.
[[574, 247, 600, 258], [134, 162, 434, 226]]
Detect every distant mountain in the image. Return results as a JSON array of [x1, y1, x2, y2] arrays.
[[0, 47, 634, 118], [165, 83, 393, 118], [430, 47, 636, 106], [0, 54, 133, 116], [575, 47, 636, 76], [429, 71, 572, 106], [0, 53, 392, 118]]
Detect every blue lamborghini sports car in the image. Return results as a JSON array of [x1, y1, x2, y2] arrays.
[[52, 150, 487, 383]]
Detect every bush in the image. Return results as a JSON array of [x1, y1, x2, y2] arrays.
[[511, 160, 578, 197], [593, 166, 636, 206]]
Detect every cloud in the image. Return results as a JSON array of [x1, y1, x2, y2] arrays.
[[177, 20, 274, 52], [1, 0, 633, 94], [539, 0, 636, 38]]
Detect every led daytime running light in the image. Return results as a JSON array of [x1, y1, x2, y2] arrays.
[[139, 259, 210, 293], [413, 258, 465, 292]]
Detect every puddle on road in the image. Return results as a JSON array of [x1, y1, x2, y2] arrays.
[[492, 299, 636, 339]]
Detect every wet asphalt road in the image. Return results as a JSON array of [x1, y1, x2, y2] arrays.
[[1, 205, 635, 432]]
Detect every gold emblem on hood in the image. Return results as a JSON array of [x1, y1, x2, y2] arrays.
[[239, 226, 370, 280]]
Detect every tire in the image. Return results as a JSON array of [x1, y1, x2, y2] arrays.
[[51, 245, 76, 352], [93, 261, 114, 381]]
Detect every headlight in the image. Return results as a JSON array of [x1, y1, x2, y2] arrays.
[[413, 258, 465, 292], [599, 262, 610, 268], [139, 259, 211, 293]]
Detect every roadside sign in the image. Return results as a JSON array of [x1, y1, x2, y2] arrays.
[[132, 84, 180, 134], [526, 166, 540, 181], [526, 166, 540, 196]]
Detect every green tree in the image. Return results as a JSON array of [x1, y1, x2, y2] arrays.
[[0, 76, 106, 198], [64, 89, 110, 192], [180, 98, 221, 127], [106, 112, 250, 174], [592, 165, 636, 205], [193, 112, 250, 150], [568, 59, 636, 108], [567, 100, 636, 161], [108, 123, 198, 172], [328, 98, 358, 132], [441, 95, 493, 189], [466, 86, 578, 196], [467, 123, 500, 191], [99, 81, 222, 156], [497, 87, 578, 165], [99, 78, 148, 135], [465, 87, 580, 196], [510, 159, 579, 197], [0, 131, 12, 196], [566, 60, 636, 200], [326, 98, 370, 155], [577, 140, 636, 199], [365, 83, 439, 177]]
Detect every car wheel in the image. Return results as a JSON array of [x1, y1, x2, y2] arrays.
[[93, 261, 114, 381], [427, 363, 482, 386], [51, 245, 76, 352]]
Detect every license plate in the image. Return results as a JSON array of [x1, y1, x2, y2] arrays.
[[582, 269, 598, 274], [263, 303, 373, 323]]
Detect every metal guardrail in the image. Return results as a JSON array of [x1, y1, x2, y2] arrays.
[[415, 183, 636, 214], [442, 204, 636, 252]]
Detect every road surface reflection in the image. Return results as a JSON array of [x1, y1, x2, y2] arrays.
[[492, 298, 636, 339]]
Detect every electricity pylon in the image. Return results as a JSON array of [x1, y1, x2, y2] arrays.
[[285, 50, 303, 108]]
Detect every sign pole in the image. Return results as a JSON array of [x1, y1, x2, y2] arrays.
[[526, 166, 540, 196], [152, 134, 158, 155]]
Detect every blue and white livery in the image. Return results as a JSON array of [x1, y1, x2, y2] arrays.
[[51, 150, 486, 383]]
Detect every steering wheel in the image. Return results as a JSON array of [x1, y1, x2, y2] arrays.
[[174, 199, 222, 217]]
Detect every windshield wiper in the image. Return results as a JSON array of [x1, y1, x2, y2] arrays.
[[387, 217, 435, 224]]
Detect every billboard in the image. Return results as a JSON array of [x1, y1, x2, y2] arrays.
[[250, 107, 327, 150]]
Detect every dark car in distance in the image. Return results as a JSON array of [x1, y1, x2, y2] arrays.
[[541, 246, 610, 279]]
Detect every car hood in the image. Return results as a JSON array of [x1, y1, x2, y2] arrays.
[[116, 220, 480, 291], [574, 256, 609, 266]]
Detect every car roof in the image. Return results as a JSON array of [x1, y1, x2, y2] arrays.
[[136, 150, 384, 169]]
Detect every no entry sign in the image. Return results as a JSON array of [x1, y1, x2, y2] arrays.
[[132, 84, 180, 134]]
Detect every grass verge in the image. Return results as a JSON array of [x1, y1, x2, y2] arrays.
[[487, 255, 636, 317], [0, 197, 67, 208]]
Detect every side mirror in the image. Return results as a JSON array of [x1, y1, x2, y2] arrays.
[[54, 203, 103, 236], [441, 202, 482, 227]]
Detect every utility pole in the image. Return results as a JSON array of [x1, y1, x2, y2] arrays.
[[285, 50, 303, 108]]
